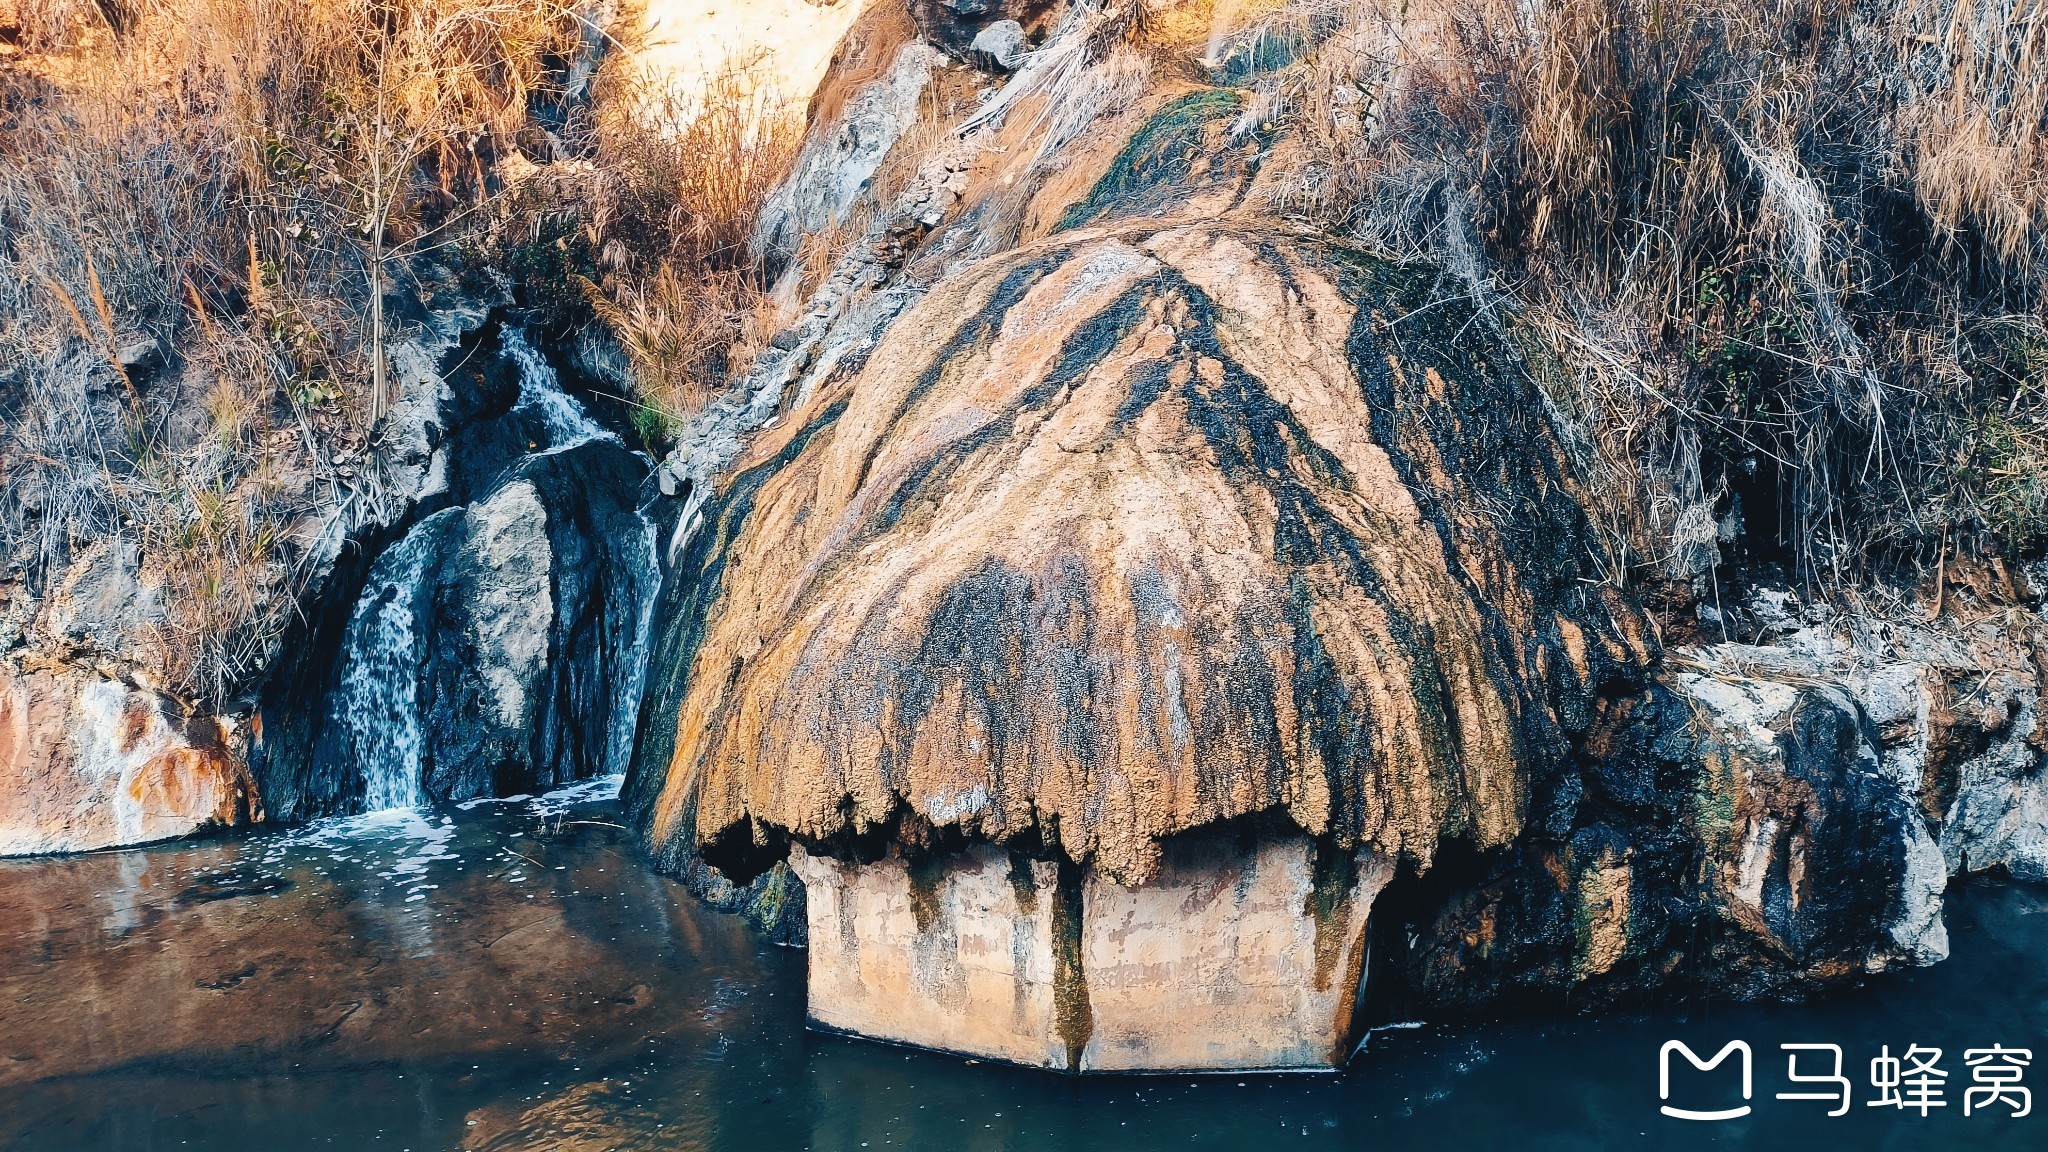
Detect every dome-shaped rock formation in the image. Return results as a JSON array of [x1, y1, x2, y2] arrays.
[[632, 218, 1655, 886]]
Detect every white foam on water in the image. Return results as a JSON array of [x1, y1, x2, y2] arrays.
[[252, 807, 463, 884], [455, 793, 535, 811], [530, 773, 625, 818], [503, 326, 617, 452]]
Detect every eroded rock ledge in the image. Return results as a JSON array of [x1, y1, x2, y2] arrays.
[[626, 218, 1672, 1067], [633, 220, 1655, 887], [794, 830, 1391, 1071]]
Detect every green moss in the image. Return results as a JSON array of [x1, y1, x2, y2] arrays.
[[742, 860, 807, 944], [1306, 842, 1357, 992], [1055, 89, 1258, 233], [1974, 411, 2048, 554], [1051, 860, 1093, 1072], [1691, 746, 1741, 855], [1208, 28, 1311, 84]]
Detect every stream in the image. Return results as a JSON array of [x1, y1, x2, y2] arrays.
[[1, 779, 2042, 1150]]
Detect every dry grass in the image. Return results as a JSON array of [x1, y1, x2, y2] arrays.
[[501, 47, 801, 442], [1233, 0, 2048, 594], [0, 0, 599, 704]]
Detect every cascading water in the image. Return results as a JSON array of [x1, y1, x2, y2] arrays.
[[318, 324, 662, 814], [325, 514, 453, 812], [607, 509, 661, 780], [502, 325, 615, 452]]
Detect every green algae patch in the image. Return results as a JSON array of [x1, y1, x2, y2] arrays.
[[1056, 89, 1259, 232]]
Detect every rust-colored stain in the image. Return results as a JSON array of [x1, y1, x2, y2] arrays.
[[116, 691, 153, 756]]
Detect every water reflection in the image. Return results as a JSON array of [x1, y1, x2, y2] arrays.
[[1, 781, 2042, 1150]]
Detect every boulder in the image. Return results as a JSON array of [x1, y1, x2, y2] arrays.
[[969, 19, 1027, 70], [1682, 672, 1950, 973], [253, 328, 656, 821], [270, 438, 653, 816], [633, 220, 1654, 885], [626, 218, 1657, 1067], [0, 663, 254, 856], [908, 0, 1055, 61]]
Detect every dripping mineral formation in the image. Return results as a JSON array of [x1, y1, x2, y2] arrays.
[[620, 0, 2009, 1071]]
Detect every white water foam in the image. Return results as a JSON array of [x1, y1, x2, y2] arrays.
[[328, 518, 448, 812], [250, 806, 463, 899], [502, 325, 617, 452]]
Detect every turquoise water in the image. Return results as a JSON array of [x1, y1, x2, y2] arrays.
[[1, 782, 2042, 1151]]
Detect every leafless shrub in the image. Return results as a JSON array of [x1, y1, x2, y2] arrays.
[[1, 0, 599, 704], [1237, 0, 2048, 592], [502, 50, 801, 442]]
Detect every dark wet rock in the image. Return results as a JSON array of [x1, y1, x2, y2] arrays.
[[677, 857, 808, 947], [252, 325, 654, 820], [1054, 88, 1271, 233], [909, 0, 1055, 60], [1375, 673, 1947, 1015], [422, 441, 655, 800]]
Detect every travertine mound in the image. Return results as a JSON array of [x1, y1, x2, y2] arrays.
[[637, 218, 1654, 883]]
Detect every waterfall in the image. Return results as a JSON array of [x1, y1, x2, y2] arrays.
[[314, 325, 661, 815], [327, 514, 452, 812], [501, 325, 660, 783], [501, 326, 616, 452], [606, 507, 661, 780]]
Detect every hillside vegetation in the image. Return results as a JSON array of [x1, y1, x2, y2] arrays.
[[1238, 0, 2048, 606], [0, 0, 791, 704], [2, 0, 2045, 713]]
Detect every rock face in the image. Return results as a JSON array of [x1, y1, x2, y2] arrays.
[[0, 664, 254, 855], [256, 333, 657, 820], [794, 832, 1390, 1070], [627, 214, 1661, 1066], [1376, 669, 1954, 1013], [639, 221, 1653, 882], [1683, 672, 1950, 971]]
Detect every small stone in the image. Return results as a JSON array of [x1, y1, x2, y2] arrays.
[[969, 20, 1028, 72], [116, 337, 160, 369]]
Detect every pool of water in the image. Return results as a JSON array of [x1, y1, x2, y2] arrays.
[[2, 780, 2043, 1150]]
